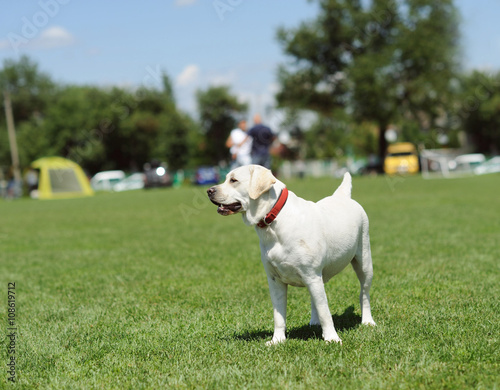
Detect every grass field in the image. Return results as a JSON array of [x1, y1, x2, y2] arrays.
[[1, 173, 499, 389]]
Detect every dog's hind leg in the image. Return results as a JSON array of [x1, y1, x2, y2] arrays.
[[351, 235, 376, 326]]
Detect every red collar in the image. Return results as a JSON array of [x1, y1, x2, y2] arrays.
[[256, 187, 289, 228]]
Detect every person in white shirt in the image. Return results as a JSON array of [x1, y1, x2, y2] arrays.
[[226, 119, 252, 168]]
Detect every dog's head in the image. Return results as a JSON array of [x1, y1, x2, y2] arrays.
[[207, 165, 277, 223]]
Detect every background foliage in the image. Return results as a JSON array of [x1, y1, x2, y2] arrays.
[[276, 0, 462, 159], [1, 0, 500, 176]]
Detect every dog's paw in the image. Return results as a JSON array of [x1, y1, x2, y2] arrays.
[[362, 319, 376, 327], [324, 333, 342, 345], [325, 337, 342, 345], [266, 336, 286, 346]]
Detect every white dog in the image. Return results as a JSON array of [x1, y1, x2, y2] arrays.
[[207, 165, 375, 345]]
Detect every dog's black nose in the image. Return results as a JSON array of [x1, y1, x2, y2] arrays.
[[207, 187, 216, 196]]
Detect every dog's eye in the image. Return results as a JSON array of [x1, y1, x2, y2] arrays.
[[229, 178, 238, 184]]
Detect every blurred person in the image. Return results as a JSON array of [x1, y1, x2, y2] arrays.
[[25, 168, 38, 193], [5, 167, 21, 199], [226, 119, 252, 168], [247, 114, 275, 169]]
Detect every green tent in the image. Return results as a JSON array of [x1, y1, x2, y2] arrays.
[[31, 157, 94, 200]]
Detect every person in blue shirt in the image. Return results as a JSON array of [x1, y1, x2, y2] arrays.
[[247, 114, 275, 169]]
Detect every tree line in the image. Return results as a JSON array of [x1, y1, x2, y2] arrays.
[[0, 56, 249, 176], [1, 0, 499, 177], [276, 0, 499, 159]]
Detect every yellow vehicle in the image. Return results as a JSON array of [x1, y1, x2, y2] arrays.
[[384, 142, 419, 175]]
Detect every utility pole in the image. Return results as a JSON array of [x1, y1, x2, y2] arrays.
[[3, 89, 22, 192]]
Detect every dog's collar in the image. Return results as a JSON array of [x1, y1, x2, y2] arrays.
[[256, 187, 289, 229]]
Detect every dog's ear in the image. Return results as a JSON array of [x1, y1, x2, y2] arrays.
[[249, 166, 276, 200]]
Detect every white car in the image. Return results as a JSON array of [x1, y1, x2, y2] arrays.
[[113, 173, 146, 192], [474, 156, 500, 175], [90, 170, 125, 191], [452, 154, 486, 172]]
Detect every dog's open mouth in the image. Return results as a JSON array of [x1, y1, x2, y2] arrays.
[[210, 199, 242, 216]]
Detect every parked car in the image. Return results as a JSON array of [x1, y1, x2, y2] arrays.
[[474, 156, 500, 175], [90, 170, 125, 191], [144, 161, 172, 188], [384, 142, 419, 175], [113, 173, 146, 192], [194, 166, 219, 185], [360, 155, 383, 175], [453, 153, 485, 172]]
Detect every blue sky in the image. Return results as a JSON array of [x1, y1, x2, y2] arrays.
[[1, 0, 499, 118]]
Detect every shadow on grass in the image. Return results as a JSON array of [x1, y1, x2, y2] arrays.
[[231, 305, 361, 342]]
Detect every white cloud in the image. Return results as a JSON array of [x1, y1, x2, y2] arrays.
[[235, 83, 277, 116], [176, 64, 200, 87], [173, 69, 279, 120], [0, 39, 10, 50], [175, 0, 197, 6], [32, 26, 76, 49], [207, 71, 237, 87], [0, 25, 76, 52], [267, 82, 280, 95]]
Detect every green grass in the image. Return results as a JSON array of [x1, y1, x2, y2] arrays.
[[1, 173, 499, 389]]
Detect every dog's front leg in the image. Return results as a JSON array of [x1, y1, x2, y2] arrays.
[[310, 297, 320, 326], [265, 276, 288, 346], [307, 276, 342, 344]]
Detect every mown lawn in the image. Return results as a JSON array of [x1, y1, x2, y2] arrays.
[[0, 173, 498, 389]]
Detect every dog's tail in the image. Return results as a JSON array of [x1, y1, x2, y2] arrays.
[[334, 172, 352, 198]]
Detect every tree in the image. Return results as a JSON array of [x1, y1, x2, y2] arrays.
[[0, 55, 54, 122], [276, 0, 460, 160], [39, 86, 113, 172], [0, 56, 55, 168], [459, 71, 500, 154], [196, 86, 247, 164], [133, 74, 198, 171], [100, 77, 196, 172], [154, 73, 198, 171], [0, 56, 199, 174]]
